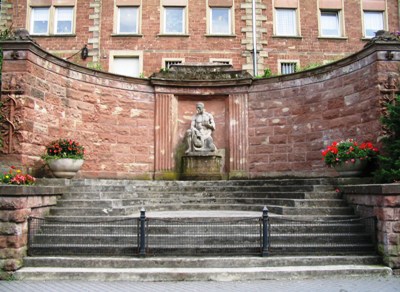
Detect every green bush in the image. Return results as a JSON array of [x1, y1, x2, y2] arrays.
[[374, 95, 400, 183]]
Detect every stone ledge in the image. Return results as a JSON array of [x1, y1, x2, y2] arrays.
[[340, 184, 400, 195], [0, 186, 67, 196]]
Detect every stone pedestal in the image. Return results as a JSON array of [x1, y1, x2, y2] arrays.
[[181, 152, 222, 180]]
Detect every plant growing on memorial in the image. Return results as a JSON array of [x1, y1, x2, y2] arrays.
[[42, 138, 85, 161], [321, 139, 379, 167], [0, 166, 36, 185]]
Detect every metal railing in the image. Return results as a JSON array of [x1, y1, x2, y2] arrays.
[[27, 208, 376, 257]]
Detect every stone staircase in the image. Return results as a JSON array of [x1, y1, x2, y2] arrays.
[[15, 178, 392, 281]]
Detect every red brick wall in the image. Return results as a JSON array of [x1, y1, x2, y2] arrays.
[[6, 0, 397, 76]]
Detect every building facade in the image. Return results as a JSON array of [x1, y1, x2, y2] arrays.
[[0, 0, 399, 77]]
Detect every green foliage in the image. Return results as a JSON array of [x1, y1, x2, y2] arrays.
[[255, 68, 275, 79], [374, 95, 400, 183], [87, 62, 103, 71], [42, 139, 85, 161]]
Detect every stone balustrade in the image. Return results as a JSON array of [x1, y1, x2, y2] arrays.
[[0, 185, 65, 279], [341, 184, 400, 274]]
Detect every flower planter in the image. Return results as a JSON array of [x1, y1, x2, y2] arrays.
[[333, 159, 368, 177], [47, 158, 84, 179]]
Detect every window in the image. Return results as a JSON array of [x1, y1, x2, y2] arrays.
[[320, 11, 340, 37], [112, 57, 140, 77], [31, 7, 50, 35], [164, 7, 185, 34], [364, 11, 384, 38], [275, 8, 297, 36], [117, 6, 139, 34], [29, 1, 76, 35], [55, 7, 73, 34], [280, 62, 297, 74], [164, 60, 183, 69], [210, 58, 231, 65], [210, 7, 231, 35]]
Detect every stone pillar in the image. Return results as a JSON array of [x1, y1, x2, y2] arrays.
[[154, 94, 178, 179], [0, 0, 12, 30], [89, 0, 102, 63], [342, 184, 400, 274], [228, 93, 249, 178], [240, 0, 267, 76]]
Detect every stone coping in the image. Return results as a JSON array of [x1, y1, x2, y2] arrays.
[[340, 184, 400, 195], [0, 185, 67, 196]]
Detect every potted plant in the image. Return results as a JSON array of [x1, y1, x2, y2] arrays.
[[321, 139, 379, 177], [42, 139, 85, 178]]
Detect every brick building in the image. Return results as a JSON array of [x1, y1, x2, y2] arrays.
[[0, 0, 398, 77]]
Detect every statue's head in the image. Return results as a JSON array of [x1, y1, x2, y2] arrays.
[[196, 102, 204, 113]]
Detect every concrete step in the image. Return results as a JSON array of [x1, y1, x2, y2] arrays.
[[49, 204, 354, 216], [15, 265, 392, 281], [22, 255, 383, 268], [56, 198, 347, 208]]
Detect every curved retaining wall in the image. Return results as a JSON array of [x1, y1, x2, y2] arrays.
[[1, 40, 399, 179]]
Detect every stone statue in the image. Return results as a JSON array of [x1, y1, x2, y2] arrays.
[[185, 102, 217, 153]]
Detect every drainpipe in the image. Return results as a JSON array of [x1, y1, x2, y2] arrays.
[[252, 0, 258, 76]]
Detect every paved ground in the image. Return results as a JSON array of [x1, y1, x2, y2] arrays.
[[1, 276, 399, 292]]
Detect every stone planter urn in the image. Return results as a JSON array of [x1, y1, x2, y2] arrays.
[[47, 158, 84, 178], [333, 159, 368, 177]]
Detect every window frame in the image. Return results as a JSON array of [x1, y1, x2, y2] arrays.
[[163, 6, 186, 35], [209, 7, 232, 35], [278, 60, 299, 75], [28, 1, 77, 36], [274, 8, 298, 37], [117, 6, 139, 34], [109, 50, 143, 78], [30, 7, 50, 35], [54, 6, 74, 35], [319, 10, 341, 37], [162, 58, 185, 69], [209, 58, 232, 65], [363, 10, 385, 39]]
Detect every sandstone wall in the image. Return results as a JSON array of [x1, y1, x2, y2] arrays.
[[248, 44, 399, 177], [0, 186, 63, 279], [1, 40, 400, 178], [1, 41, 155, 179], [341, 184, 400, 274]]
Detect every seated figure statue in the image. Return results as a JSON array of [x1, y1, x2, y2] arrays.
[[185, 102, 217, 153]]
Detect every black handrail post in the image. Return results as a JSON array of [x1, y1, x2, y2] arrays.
[[262, 206, 269, 257], [27, 216, 32, 256], [139, 208, 146, 257]]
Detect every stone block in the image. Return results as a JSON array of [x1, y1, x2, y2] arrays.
[[0, 222, 23, 235], [0, 247, 27, 260], [0, 258, 23, 271], [181, 153, 223, 180], [0, 209, 31, 223]]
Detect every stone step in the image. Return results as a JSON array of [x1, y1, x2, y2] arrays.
[[38, 178, 333, 187], [49, 205, 354, 216], [15, 265, 392, 281], [60, 190, 342, 200], [43, 214, 360, 222], [22, 255, 383, 268], [56, 198, 347, 208]]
